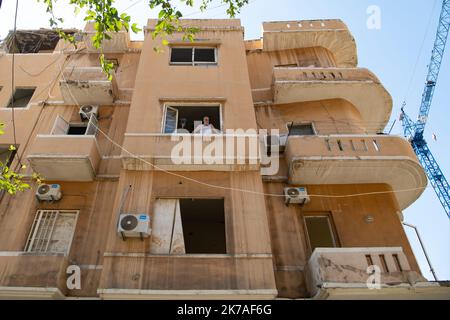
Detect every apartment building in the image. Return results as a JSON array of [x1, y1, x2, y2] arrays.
[[0, 19, 449, 300]]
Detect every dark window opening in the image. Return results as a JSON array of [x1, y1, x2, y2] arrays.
[[179, 199, 226, 254], [288, 123, 315, 136], [304, 215, 337, 252], [67, 124, 88, 135], [170, 47, 217, 65], [164, 105, 221, 133], [0, 146, 16, 168], [170, 48, 193, 63], [194, 48, 216, 63], [7, 88, 36, 108]]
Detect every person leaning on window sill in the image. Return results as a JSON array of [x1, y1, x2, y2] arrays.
[[193, 116, 221, 135]]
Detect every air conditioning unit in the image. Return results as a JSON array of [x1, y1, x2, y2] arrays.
[[79, 105, 99, 121], [264, 134, 288, 153], [118, 213, 151, 238], [36, 184, 62, 202], [284, 187, 310, 205]]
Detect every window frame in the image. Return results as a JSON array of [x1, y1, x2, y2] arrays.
[[169, 46, 218, 66], [161, 103, 223, 134], [303, 214, 338, 253], [24, 210, 79, 255]]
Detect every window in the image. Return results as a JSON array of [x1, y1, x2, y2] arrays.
[[304, 215, 337, 252], [24, 210, 78, 254], [6, 87, 36, 108], [51, 115, 98, 136], [163, 105, 221, 133], [170, 47, 217, 65], [0, 146, 16, 169], [151, 198, 226, 254], [288, 123, 316, 136]]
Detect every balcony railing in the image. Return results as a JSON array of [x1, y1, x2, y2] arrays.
[[121, 133, 261, 171], [27, 134, 101, 181], [0, 253, 68, 299], [60, 66, 118, 105], [305, 247, 427, 298], [284, 135, 427, 209]]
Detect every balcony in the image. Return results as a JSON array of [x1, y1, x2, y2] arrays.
[[262, 20, 357, 67], [82, 23, 130, 53], [284, 135, 427, 209], [27, 134, 101, 181], [97, 254, 276, 299], [304, 247, 450, 299], [60, 66, 118, 105], [272, 67, 392, 133], [0, 253, 68, 299], [121, 133, 260, 171]]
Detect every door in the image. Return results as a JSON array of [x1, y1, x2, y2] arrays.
[[151, 199, 185, 254]]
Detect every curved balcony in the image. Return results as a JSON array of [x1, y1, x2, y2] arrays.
[[284, 135, 427, 209], [273, 67, 392, 133], [262, 20, 357, 67], [304, 247, 439, 299], [122, 133, 260, 171]]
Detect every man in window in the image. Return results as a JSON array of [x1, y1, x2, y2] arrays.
[[193, 116, 220, 135]]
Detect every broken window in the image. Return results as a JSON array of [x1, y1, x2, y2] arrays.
[[51, 115, 98, 136], [24, 210, 78, 254], [6, 87, 36, 108], [304, 215, 337, 252], [2, 29, 75, 54], [163, 105, 221, 133], [151, 199, 226, 254], [288, 123, 316, 136], [170, 47, 217, 65]]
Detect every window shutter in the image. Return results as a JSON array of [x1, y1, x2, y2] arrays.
[[51, 115, 69, 135], [164, 106, 179, 134]]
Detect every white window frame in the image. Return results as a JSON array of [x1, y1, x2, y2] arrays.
[[24, 210, 79, 255], [169, 47, 218, 66], [50, 114, 98, 136], [161, 103, 223, 134]]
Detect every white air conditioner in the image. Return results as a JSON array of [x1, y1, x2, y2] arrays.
[[264, 134, 288, 152], [284, 187, 310, 205], [118, 213, 151, 238], [36, 184, 62, 202], [79, 105, 99, 121]]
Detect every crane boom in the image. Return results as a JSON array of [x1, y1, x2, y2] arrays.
[[401, 0, 450, 219], [414, 1, 450, 140]]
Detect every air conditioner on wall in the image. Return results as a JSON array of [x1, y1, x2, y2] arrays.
[[118, 213, 151, 239], [284, 187, 310, 205], [35, 184, 62, 202], [79, 105, 99, 121]]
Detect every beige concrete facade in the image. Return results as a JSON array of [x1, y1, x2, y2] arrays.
[[0, 19, 448, 300]]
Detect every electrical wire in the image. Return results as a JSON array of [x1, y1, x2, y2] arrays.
[[57, 58, 429, 199], [10, 0, 20, 165]]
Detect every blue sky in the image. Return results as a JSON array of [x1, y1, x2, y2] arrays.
[[1, 0, 449, 280]]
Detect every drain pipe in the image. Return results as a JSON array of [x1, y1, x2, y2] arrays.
[[402, 222, 439, 281]]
